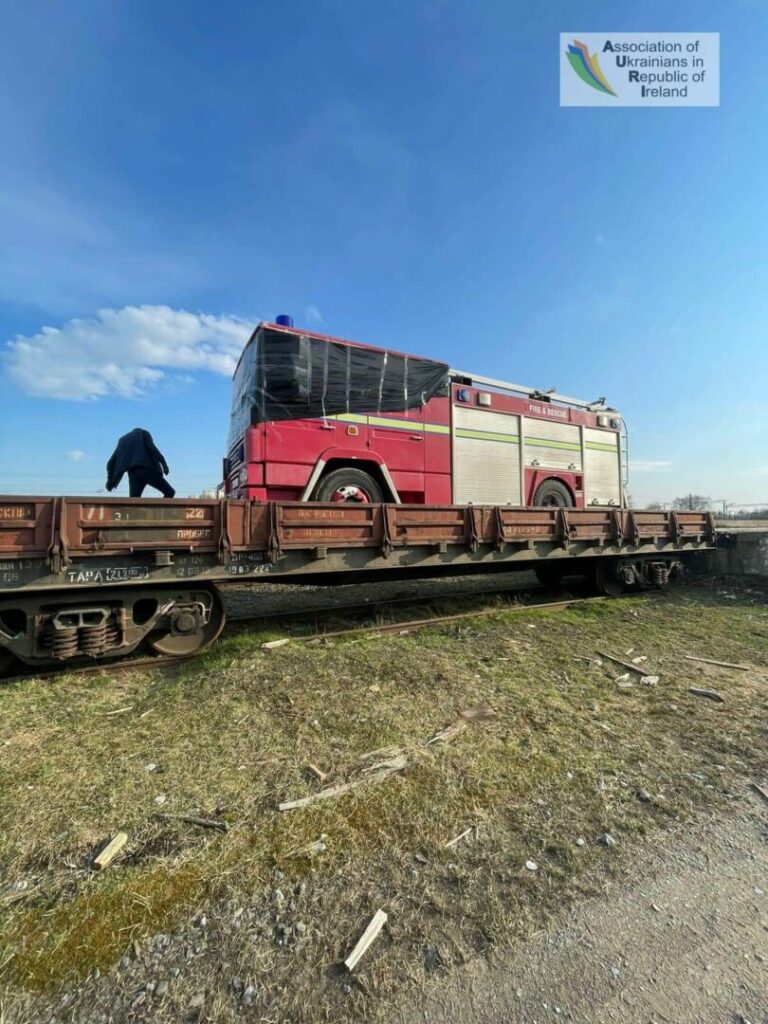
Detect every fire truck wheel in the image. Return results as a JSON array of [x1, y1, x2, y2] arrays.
[[532, 480, 574, 508], [313, 468, 384, 504]]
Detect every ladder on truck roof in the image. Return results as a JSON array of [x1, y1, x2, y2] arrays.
[[449, 369, 612, 412]]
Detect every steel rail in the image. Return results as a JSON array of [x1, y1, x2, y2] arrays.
[[0, 589, 616, 686], [282, 594, 611, 644]]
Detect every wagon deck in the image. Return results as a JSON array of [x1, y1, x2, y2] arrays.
[[1, 496, 715, 589]]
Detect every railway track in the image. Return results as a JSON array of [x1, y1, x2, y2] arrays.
[[0, 582, 618, 686]]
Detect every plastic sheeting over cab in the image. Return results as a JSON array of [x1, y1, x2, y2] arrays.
[[228, 322, 449, 450]]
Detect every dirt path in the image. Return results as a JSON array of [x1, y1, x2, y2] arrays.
[[398, 798, 768, 1024]]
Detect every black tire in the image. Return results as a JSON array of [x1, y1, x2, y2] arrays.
[[592, 558, 627, 598], [312, 467, 384, 504], [532, 479, 574, 508], [0, 646, 17, 678]]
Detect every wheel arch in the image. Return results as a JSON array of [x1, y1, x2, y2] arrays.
[[304, 453, 400, 502], [531, 473, 577, 507]]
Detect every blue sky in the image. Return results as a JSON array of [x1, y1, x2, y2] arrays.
[[1, 0, 766, 505]]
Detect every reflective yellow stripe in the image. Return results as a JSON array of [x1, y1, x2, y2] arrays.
[[324, 414, 615, 451], [331, 413, 450, 434], [333, 413, 369, 425], [525, 436, 582, 453], [368, 414, 423, 431], [456, 427, 520, 445]]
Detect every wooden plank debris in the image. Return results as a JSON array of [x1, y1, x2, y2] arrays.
[[0, 885, 39, 906], [596, 650, 652, 676], [425, 721, 467, 746], [358, 745, 403, 762], [684, 655, 749, 670], [362, 752, 407, 773], [261, 638, 291, 650], [687, 687, 725, 703], [307, 763, 328, 783], [749, 782, 768, 807], [104, 706, 133, 717], [344, 908, 387, 971], [460, 705, 498, 721], [155, 813, 228, 832], [279, 756, 407, 812], [445, 826, 473, 848], [93, 831, 128, 870]]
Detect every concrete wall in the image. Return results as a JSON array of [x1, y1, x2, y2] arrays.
[[715, 530, 768, 577]]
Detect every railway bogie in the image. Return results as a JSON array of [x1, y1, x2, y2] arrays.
[[0, 585, 224, 669]]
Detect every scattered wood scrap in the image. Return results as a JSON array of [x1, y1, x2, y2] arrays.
[[596, 650, 652, 676], [155, 813, 228, 832], [104, 705, 133, 717], [749, 782, 768, 807], [361, 752, 407, 773], [684, 655, 749, 670], [93, 831, 128, 870], [445, 826, 473, 848], [344, 908, 387, 971], [425, 721, 467, 746], [279, 756, 407, 812], [307, 763, 328, 783], [358, 745, 403, 762], [261, 638, 291, 650], [687, 687, 724, 703], [0, 885, 39, 906], [460, 705, 498, 721]]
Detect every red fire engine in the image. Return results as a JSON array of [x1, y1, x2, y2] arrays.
[[224, 318, 626, 508]]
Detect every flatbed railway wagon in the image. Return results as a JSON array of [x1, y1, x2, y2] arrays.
[[224, 319, 628, 510], [0, 495, 716, 673]]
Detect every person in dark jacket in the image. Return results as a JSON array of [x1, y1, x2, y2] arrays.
[[106, 428, 176, 498]]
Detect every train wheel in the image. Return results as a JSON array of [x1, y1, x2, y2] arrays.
[[148, 589, 226, 656], [533, 480, 574, 508], [0, 647, 16, 678], [592, 558, 631, 598], [313, 468, 384, 504]]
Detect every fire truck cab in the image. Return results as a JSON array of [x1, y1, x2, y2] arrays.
[[224, 320, 625, 509]]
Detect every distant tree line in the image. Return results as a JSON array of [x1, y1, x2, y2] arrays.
[[644, 496, 768, 518], [645, 494, 712, 511]]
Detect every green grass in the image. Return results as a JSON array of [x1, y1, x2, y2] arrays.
[[1, 582, 767, 1021]]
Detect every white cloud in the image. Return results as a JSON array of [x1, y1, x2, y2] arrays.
[[66, 449, 88, 462], [305, 305, 324, 325], [630, 460, 673, 473], [5, 305, 253, 401]]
